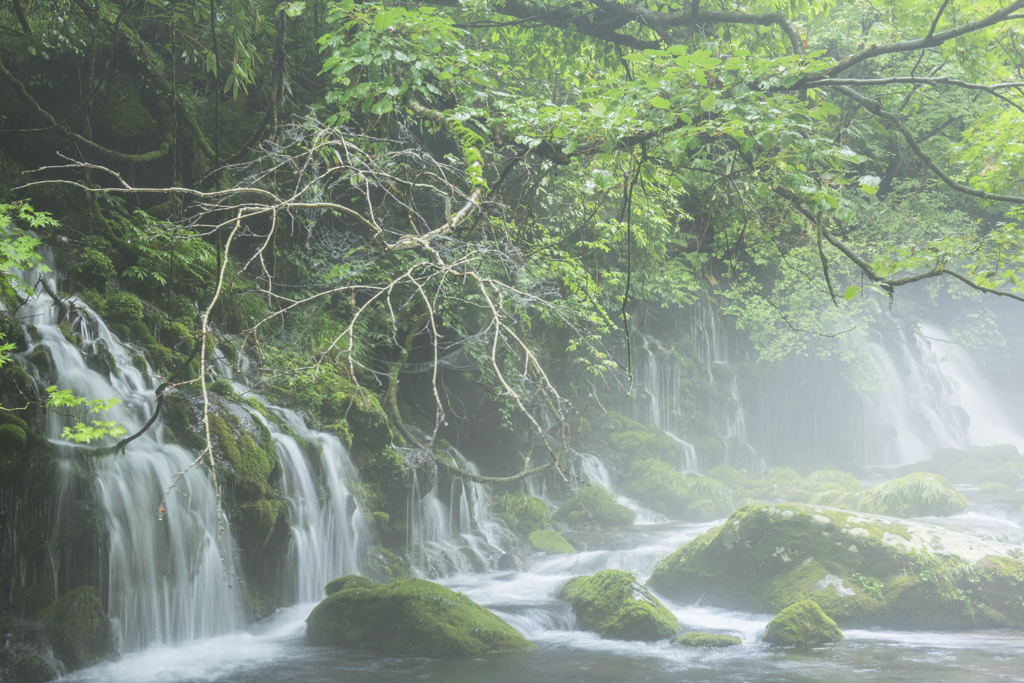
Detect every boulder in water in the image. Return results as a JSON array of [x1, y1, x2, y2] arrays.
[[306, 576, 533, 655], [647, 503, 1024, 629], [673, 632, 741, 647], [496, 553, 527, 571], [761, 599, 843, 645], [554, 484, 634, 528], [528, 529, 575, 554], [558, 570, 678, 641]]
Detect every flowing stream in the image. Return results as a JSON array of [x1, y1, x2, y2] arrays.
[[10, 261, 1024, 681]]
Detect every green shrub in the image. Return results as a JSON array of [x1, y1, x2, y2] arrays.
[[103, 292, 145, 326]]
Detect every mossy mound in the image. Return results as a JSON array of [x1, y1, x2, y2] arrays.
[[932, 445, 1024, 487], [804, 469, 862, 493], [37, 586, 111, 670], [528, 529, 575, 554], [623, 459, 689, 515], [306, 576, 533, 655], [555, 484, 634, 528], [761, 599, 843, 645], [647, 503, 1024, 629], [10, 653, 58, 682], [578, 411, 683, 467], [857, 473, 967, 517], [492, 492, 549, 535], [673, 632, 741, 648], [707, 465, 750, 490], [558, 570, 678, 641]]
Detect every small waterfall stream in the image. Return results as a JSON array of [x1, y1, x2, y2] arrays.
[[15, 259, 246, 650], [10, 252, 371, 654]]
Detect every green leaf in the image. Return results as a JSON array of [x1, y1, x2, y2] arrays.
[[843, 285, 858, 301], [650, 96, 671, 110], [700, 93, 716, 111], [859, 175, 881, 196], [371, 97, 394, 115]]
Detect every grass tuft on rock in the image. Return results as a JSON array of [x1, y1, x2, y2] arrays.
[[858, 472, 967, 517], [673, 632, 741, 647]]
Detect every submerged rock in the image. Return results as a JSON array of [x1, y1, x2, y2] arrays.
[[558, 570, 678, 641], [306, 576, 533, 655], [673, 632, 741, 648], [647, 503, 1024, 629], [761, 599, 843, 645]]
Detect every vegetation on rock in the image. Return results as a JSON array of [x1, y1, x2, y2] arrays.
[[761, 600, 843, 646], [555, 485, 634, 528], [36, 586, 110, 670], [857, 473, 967, 518], [673, 632, 742, 648], [648, 503, 1024, 629], [528, 529, 575, 555], [306, 576, 533, 655], [558, 570, 678, 641]]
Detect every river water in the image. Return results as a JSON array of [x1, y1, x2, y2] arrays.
[[61, 513, 1024, 683]]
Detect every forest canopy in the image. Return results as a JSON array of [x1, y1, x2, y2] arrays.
[[2, 0, 1024, 471]]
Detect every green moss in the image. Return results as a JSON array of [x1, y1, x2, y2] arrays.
[[207, 410, 278, 497], [492, 492, 549, 535], [708, 465, 750, 490], [857, 473, 967, 517], [73, 248, 115, 290], [645, 502, 1024, 630], [37, 586, 110, 669], [624, 459, 689, 515], [555, 484, 634, 527], [11, 654, 57, 683], [209, 378, 240, 401], [306, 577, 533, 655], [362, 546, 411, 584], [528, 529, 575, 554], [103, 292, 145, 326], [235, 499, 287, 554], [673, 632, 741, 647], [558, 570, 678, 641], [761, 467, 803, 487], [761, 599, 843, 645], [684, 477, 733, 521], [805, 470, 862, 493], [324, 575, 373, 596]]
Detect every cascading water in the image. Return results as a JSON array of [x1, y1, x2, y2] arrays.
[[9, 250, 374, 655], [632, 337, 698, 471], [14, 255, 245, 651], [264, 407, 369, 603], [404, 447, 514, 577], [853, 317, 1024, 465]]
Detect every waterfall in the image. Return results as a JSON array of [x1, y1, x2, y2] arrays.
[[14, 258, 245, 651], [8, 250, 371, 653], [404, 447, 514, 577], [265, 407, 369, 603], [855, 320, 1024, 464]]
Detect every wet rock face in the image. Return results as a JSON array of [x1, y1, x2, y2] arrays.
[[761, 599, 843, 646], [558, 570, 678, 641], [647, 503, 1024, 630], [306, 576, 534, 656]]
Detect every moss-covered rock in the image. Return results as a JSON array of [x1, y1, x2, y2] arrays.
[[576, 411, 683, 467], [10, 654, 57, 683], [558, 570, 678, 641], [804, 469, 862, 493], [492, 492, 549, 535], [555, 484, 634, 528], [306, 576, 533, 655], [761, 599, 843, 645], [324, 575, 373, 596], [37, 586, 111, 670], [528, 529, 575, 554], [857, 472, 967, 517], [102, 291, 145, 326], [647, 503, 1024, 629], [623, 459, 689, 515], [708, 465, 750, 490], [673, 632, 741, 648]]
